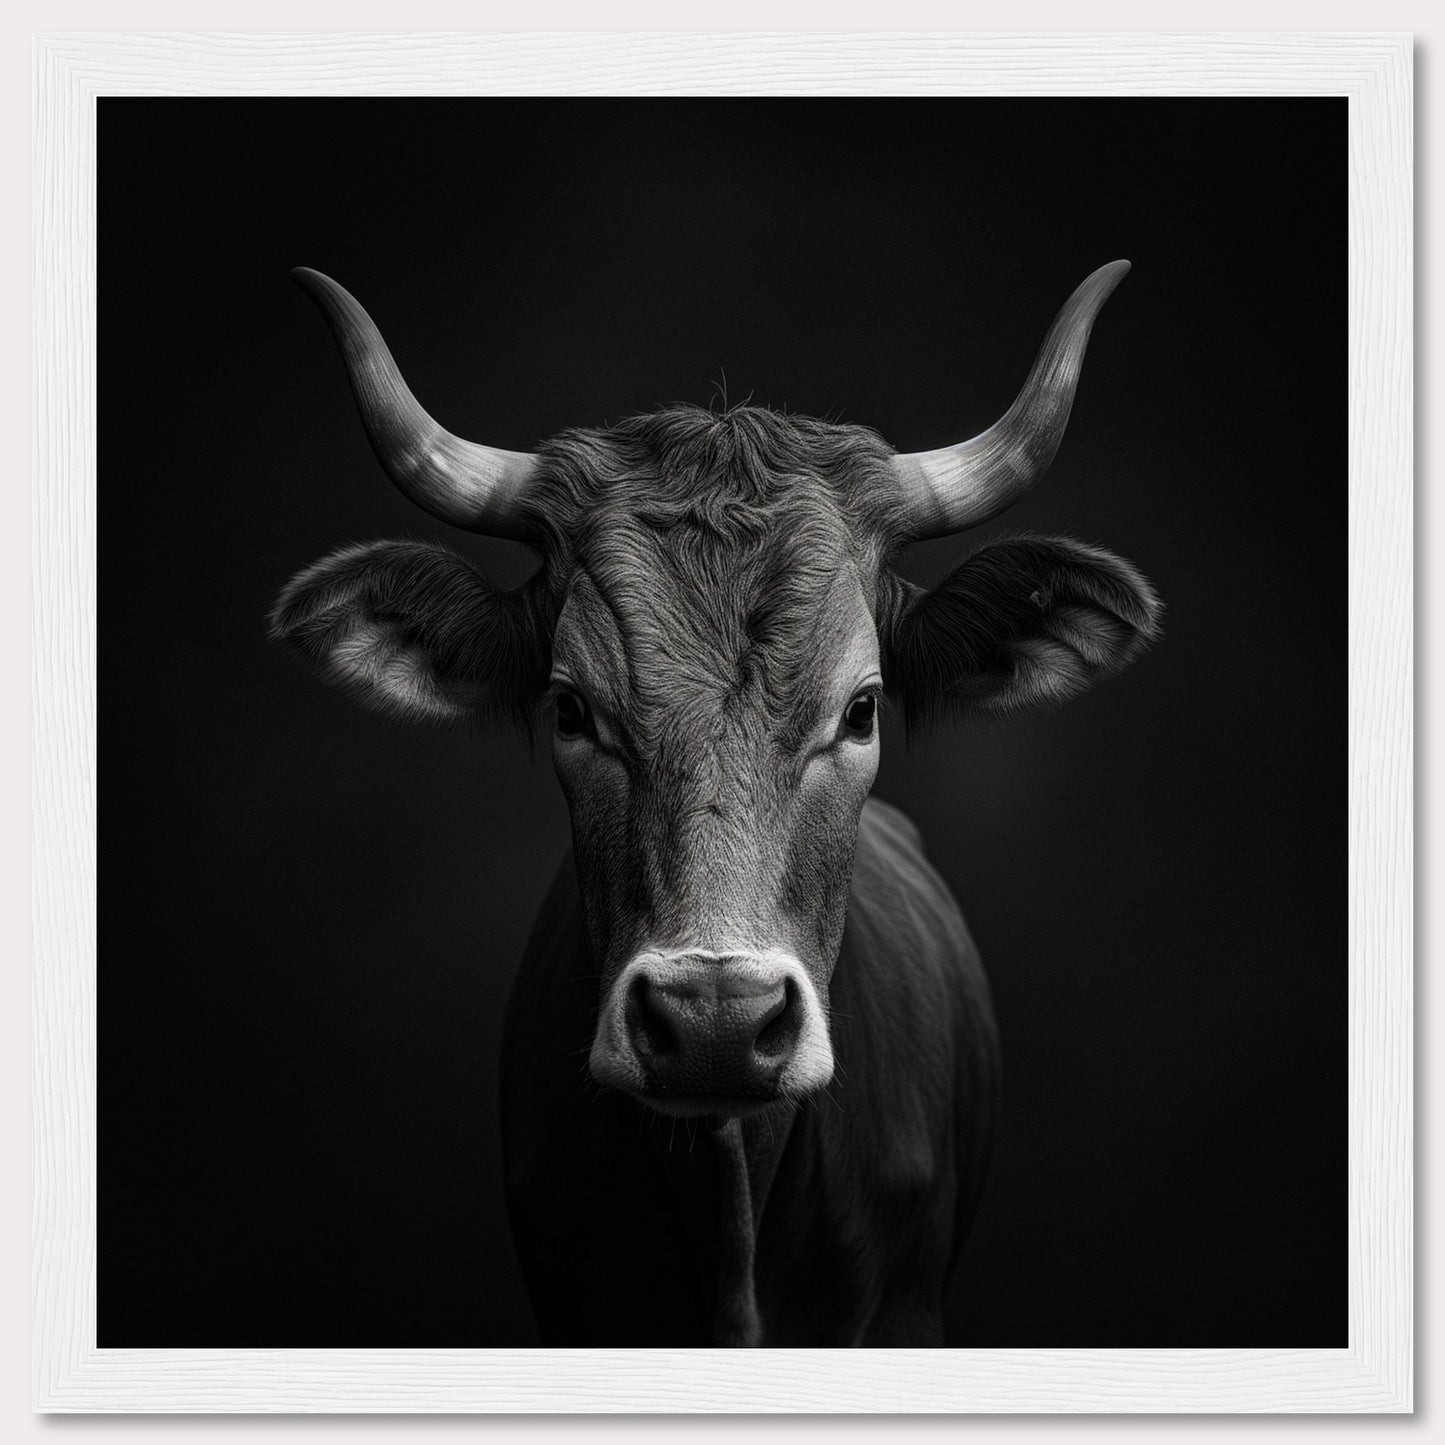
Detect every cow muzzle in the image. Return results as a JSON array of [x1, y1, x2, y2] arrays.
[[589, 950, 834, 1117]]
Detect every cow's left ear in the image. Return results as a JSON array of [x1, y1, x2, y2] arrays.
[[880, 535, 1163, 722], [270, 539, 547, 725]]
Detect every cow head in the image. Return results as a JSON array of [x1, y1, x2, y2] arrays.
[[272, 263, 1161, 1119]]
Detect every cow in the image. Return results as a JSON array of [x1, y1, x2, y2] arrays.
[[271, 261, 1161, 1347]]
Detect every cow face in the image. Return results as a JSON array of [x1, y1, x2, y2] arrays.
[[272, 265, 1162, 1119], [540, 431, 894, 1112]]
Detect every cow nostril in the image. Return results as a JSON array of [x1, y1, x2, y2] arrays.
[[752, 980, 800, 1060], [627, 976, 678, 1059], [621, 964, 808, 1092]]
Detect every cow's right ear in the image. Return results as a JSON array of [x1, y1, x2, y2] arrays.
[[270, 540, 546, 724], [879, 535, 1162, 726]]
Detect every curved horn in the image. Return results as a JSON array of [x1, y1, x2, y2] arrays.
[[292, 268, 538, 541], [893, 261, 1131, 540]]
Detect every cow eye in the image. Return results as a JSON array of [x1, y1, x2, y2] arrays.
[[843, 693, 877, 737], [554, 690, 591, 739]]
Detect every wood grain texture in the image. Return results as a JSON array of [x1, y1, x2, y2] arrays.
[[31, 30, 1412, 1412]]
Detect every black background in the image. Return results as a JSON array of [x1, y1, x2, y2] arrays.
[[100, 98, 1346, 1347]]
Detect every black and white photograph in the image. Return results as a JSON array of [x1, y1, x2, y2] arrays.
[[98, 94, 1347, 1352]]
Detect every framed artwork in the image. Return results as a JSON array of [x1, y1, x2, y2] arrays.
[[32, 31, 1411, 1411]]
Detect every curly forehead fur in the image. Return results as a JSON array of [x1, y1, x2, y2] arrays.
[[516, 406, 906, 725], [525, 405, 905, 565], [273, 402, 1162, 737]]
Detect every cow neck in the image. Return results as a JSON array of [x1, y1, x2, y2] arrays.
[[708, 1119, 759, 1346], [646, 1104, 796, 1348]]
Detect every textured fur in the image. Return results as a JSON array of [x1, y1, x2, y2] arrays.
[[273, 401, 1161, 1346], [270, 539, 546, 725], [273, 407, 1162, 727], [502, 796, 1000, 1345], [880, 534, 1163, 729]]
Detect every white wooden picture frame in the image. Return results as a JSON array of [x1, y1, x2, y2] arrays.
[[32, 31, 1412, 1412]]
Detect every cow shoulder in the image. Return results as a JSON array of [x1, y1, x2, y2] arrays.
[[846, 794, 983, 1004], [835, 795, 999, 1216], [752, 799, 1000, 1342]]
